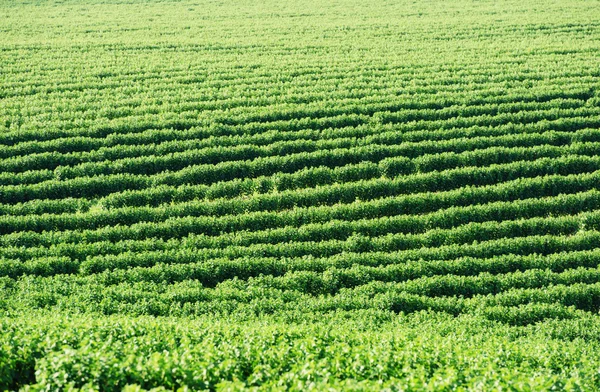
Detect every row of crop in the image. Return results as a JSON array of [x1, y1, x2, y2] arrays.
[[4, 138, 600, 197], [64, 212, 599, 274], [0, 169, 55, 187], [0, 124, 578, 175], [115, 153, 600, 194], [11, 70, 593, 122], [0, 185, 597, 237], [373, 101, 595, 125], [1, 61, 493, 100], [4, 266, 600, 324], [2, 223, 598, 275], [246, 279, 599, 320], [4, 234, 600, 291], [3, 134, 598, 197], [1, 155, 598, 215], [3, 88, 597, 147], [1, 132, 592, 190], [22, 92, 588, 136], [3, 111, 597, 178], [0, 137, 360, 174], [147, 100, 600, 131], [3, 265, 600, 329], [0, 197, 86, 216], [4, 106, 598, 166], [101, 166, 600, 210], [57, 142, 600, 190], [240, 266, 600, 299], [2, 115, 593, 180], [4, 169, 599, 231], [7, 188, 600, 244], [6, 48, 591, 88], [110, 248, 600, 290], [362, 281, 600, 318], [0, 173, 149, 204], [4, 86, 589, 139], [407, 143, 600, 173], [3, 152, 598, 204], [2, 226, 599, 278], [1, 119, 598, 183], [2, 168, 599, 218], [0, 124, 369, 162], [5, 56, 592, 102], [4, 72, 590, 130]]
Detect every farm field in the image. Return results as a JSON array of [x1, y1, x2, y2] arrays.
[[2, 0, 600, 389]]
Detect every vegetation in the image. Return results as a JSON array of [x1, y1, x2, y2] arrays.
[[1, 0, 600, 389]]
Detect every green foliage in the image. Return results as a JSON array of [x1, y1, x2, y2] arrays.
[[2, 0, 600, 388]]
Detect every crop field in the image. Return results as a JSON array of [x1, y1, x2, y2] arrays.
[[2, 0, 600, 390]]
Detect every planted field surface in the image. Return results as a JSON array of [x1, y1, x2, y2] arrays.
[[2, 0, 600, 390]]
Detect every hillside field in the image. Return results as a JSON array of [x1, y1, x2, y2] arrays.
[[2, 0, 600, 390]]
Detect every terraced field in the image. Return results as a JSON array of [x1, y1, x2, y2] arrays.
[[2, 0, 600, 390]]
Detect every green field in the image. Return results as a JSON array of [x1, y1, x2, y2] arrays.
[[2, 0, 600, 390]]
